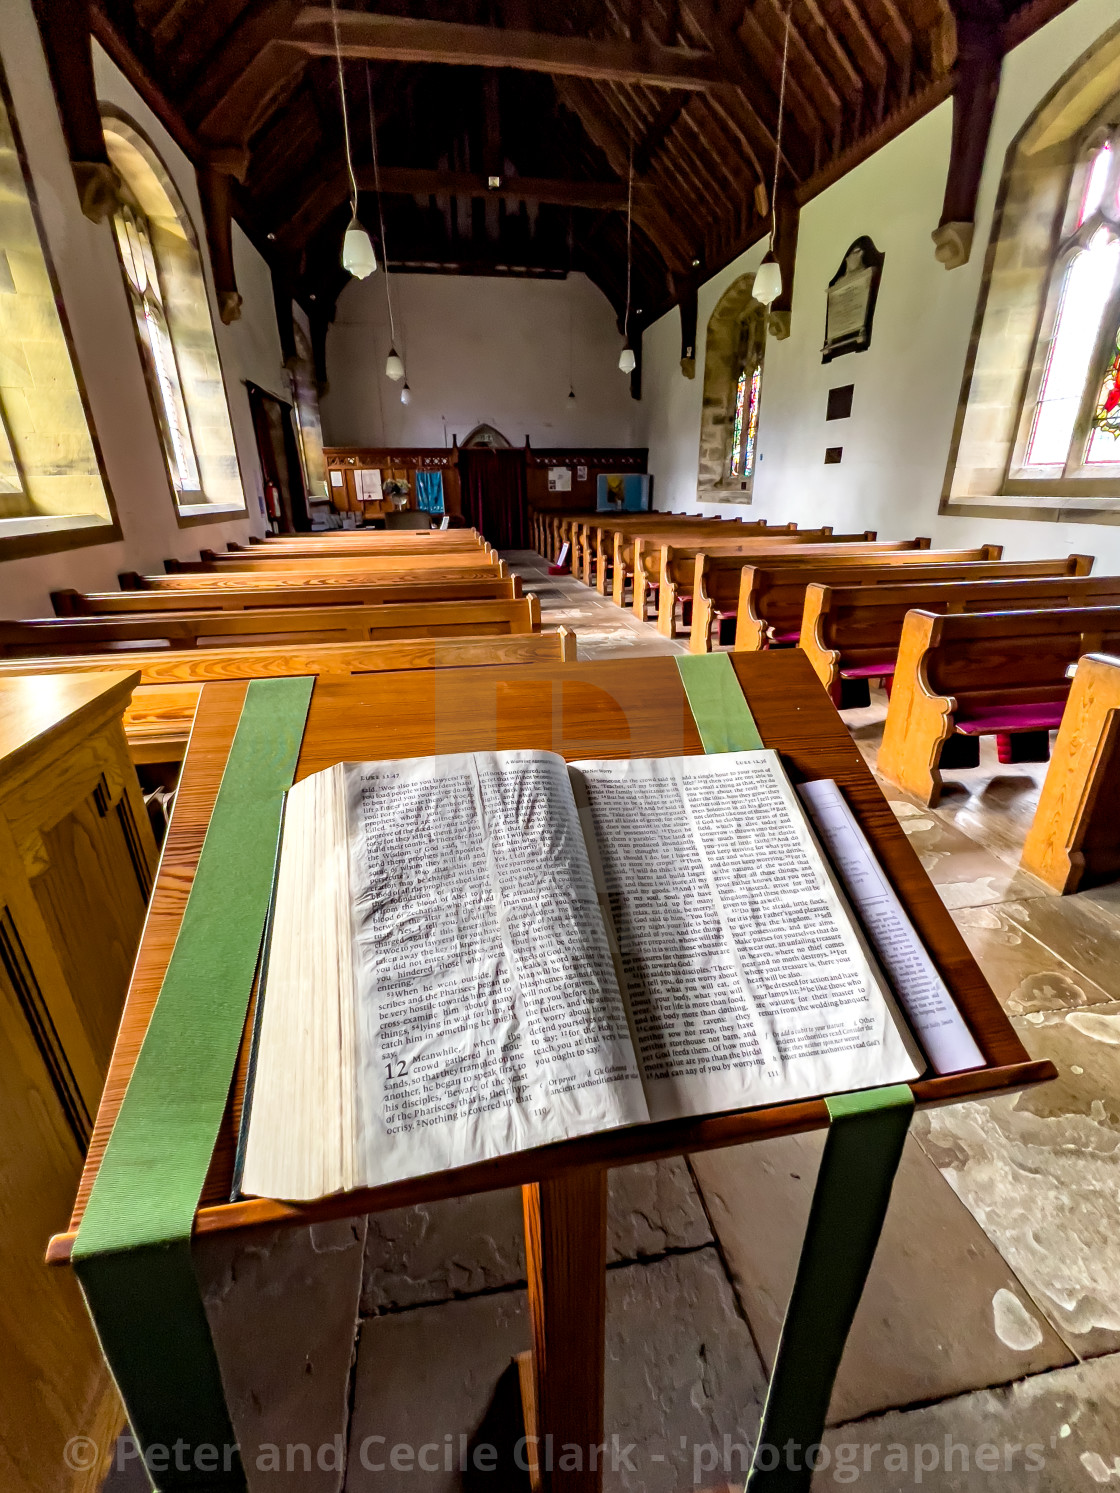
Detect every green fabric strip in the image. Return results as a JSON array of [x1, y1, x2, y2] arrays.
[[73, 676, 314, 1492], [745, 1085, 914, 1491], [675, 652, 764, 753], [670, 654, 913, 1491]]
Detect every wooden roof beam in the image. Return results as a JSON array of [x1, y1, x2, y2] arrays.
[[188, 0, 305, 128], [370, 167, 654, 211], [290, 8, 733, 90], [552, 79, 695, 270], [196, 40, 308, 144]]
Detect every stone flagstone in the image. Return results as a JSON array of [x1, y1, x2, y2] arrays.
[[689, 1134, 1071, 1425]]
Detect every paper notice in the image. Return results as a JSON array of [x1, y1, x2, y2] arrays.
[[798, 779, 984, 1075]]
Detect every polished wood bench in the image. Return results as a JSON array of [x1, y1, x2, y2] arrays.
[[1021, 653, 1120, 893], [0, 630, 577, 765], [609, 519, 805, 605], [55, 573, 521, 615], [170, 549, 501, 576], [240, 530, 485, 553], [800, 561, 1099, 700], [119, 559, 512, 593], [578, 514, 776, 589], [0, 596, 543, 657], [715, 548, 1006, 654], [589, 517, 794, 594], [878, 606, 1120, 806], [554, 510, 701, 573], [651, 532, 882, 634]]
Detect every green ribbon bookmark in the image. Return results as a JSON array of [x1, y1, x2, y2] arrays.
[[676, 652, 764, 753], [674, 651, 914, 1493], [745, 1087, 914, 1491], [73, 676, 314, 1492]]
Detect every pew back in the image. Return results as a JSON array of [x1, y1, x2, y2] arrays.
[[0, 630, 576, 764], [122, 560, 508, 592], [0, 596, 542, 656], [173, 550, 500, 575], [54, 574, 521, 615], [722, 549, 1010, 653], [801, 563, 1101, 690], [652, 533, 882, 634], [879, 606, 1120, 805]]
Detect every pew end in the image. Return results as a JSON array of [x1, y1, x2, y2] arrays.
[[1022, 653, 1120, 893]]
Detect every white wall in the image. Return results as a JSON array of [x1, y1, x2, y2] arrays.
[[0, 0, 280, 617], [639, 0, 1120, 570], [322, 270, 638, 451]]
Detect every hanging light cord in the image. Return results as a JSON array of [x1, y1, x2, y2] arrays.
[[623, 144, 633, 343], [366, 65, 397, 344], [769, 0, 792, 256], [331, 0, 360, 220]]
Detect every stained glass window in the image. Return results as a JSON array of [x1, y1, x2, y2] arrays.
[[1018, 129, 1120, 476], [729, 368, 747, 476], [729, 363, 762, 479]]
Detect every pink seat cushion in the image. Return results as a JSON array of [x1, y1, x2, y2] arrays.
[[841, 661, 897, 679], [955, 700, 1066, 735], [770, 628, 800, 644], [713, 608, 737, 620]]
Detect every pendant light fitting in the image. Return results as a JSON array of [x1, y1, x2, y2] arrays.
[[619, 147, 635, 375], [332, 0, 376, 279], [755, 1, 792, 311]]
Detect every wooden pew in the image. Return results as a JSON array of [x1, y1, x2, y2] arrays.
[[230, 533, 487, 558], [800, 562, 1100, 699], [651, 532, 883, 635], [0, 596, 543, 656], [877, 606, 1120, 806], [0, 630, 577, 765], [582, 514, 786, 591], [117, 560, 511, 595], [1021, 653, 1120, 893], [170, 549, 501, 576], [55, 574, 521, 615], [611, 525, 875, 611], [718, 548, 1005, 655]]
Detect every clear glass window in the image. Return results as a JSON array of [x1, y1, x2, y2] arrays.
[[112, 202, 202, 498]]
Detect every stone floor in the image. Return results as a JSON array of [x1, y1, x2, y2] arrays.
[[102, 553, 1120, 1492]]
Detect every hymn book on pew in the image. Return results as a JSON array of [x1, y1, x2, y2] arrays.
[[238, 749, 975, 1203]]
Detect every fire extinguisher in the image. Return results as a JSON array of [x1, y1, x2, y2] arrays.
[[264, 480, 281, 522]]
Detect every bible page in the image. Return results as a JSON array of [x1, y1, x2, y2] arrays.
[[571, 750, 920, 1122], [343, 750, 647, 1193]]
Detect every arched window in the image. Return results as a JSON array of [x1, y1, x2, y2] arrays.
[[944, 24, 1120, 519], [1014, 127, 1120, 476], [102, 110, 244, 519], [698, 274, 768, 501], [0, 60, 115, 556]]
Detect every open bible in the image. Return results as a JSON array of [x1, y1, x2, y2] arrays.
[[238, 749, 930, 1202]]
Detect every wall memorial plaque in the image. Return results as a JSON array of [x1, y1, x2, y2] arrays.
[[822, 237, 884, 363]]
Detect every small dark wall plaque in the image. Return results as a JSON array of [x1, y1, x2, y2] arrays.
[[824, 446, 843, 464], [822, 237, 884, 363], [827, 384, 854, 421]]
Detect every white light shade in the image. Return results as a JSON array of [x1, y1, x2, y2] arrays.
[[385, 347, 405, 381], [618, 345, 637, 374], [400, 382, 412, 406], [342, 222, 377, 279], [753, 257, 782, 307]]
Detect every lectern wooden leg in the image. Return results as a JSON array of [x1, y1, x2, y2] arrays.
[[520, 1170, 608, 1492]]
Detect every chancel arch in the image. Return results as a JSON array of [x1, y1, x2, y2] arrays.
[[697, 273, 768, 503]]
